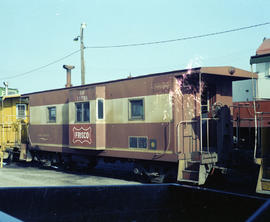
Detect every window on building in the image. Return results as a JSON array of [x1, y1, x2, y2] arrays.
[[97, 99, 104, 120], [48, 106, 56, 123], [16, 104, 27, 119], [265, 62, 270, 76], [76, 102, 90, 122], [129, 99, 144, 120], [129, 137, 148, 149]]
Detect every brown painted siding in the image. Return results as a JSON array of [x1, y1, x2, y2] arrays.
[[105, 75, 174, 99], [29, 75, 175, 107], [30, 122, 174, 152], [29, 124, 69, 145], [29, 89, 69, 106], [106, 123, 174, 151], [29, 122, 178, 162], [29, 87, 97, 107], [68, 87, 96, 102], [216, 78, 232, 107], [29, 124, 97, 147]]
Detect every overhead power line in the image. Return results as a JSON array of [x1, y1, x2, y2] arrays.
[[86, 22, 270, 49], [1, 21, 269, 80], [1, 49, 80, 80]]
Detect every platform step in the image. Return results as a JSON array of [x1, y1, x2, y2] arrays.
[[178, 179, 199, 185], [201, 152, 218, 164], [182, 170, 199, 181], [186, 161, 200, 171], [189, 152, 218, 164], [188, 160, 201, 163], [261, 179, 270, 191]]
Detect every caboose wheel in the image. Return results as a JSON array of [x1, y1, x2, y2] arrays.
[[3, 151, 13, 165], [150, 174, 166, 183], [133, 161, 168, 183]]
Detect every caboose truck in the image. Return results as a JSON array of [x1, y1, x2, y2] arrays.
[[19, 66, 254, 184]]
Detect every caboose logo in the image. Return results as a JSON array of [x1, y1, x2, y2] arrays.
[[72, 126, 92, 144]]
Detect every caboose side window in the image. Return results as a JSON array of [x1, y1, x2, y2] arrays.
[[48, 106, 56, 123], [129, 99, 144, 120], [201, 84, 216, 115], [16, 104, 27, 119], [129, 137, 148, 149], [76, 102, 90, 122], [97, 99, 104, 120]]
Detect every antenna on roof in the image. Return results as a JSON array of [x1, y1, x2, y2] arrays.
[[3, 82, 8, 96]]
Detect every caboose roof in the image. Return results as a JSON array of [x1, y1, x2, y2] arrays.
[[199, 66, 256, 80], [23, 66, 256, 96]]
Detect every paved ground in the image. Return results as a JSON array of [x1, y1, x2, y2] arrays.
[[0, 161, 141, 187]]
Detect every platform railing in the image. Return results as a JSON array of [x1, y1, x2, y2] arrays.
[[177, 117, 218, 156]]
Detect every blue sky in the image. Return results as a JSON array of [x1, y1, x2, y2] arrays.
[[1, 0, 270, 93]]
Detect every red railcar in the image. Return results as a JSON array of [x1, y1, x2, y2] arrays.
[[233, 100, 270, 194]]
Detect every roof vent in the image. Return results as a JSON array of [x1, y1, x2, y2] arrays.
[[63, 65, 75, 88]]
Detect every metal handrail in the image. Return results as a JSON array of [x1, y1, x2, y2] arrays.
[[177, 117, 219, 155], [176, 120, 198, 154]]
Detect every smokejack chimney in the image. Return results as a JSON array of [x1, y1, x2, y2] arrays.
[[63, 65, 75, 88]]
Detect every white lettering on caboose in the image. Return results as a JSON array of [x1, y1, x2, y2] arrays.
[[72, 126, 92, 144]]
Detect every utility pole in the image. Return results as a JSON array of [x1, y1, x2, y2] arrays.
[[74, 23, 86, 85]]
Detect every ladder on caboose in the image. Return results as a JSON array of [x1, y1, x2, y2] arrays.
[[177, 71, 219, 185], [177, 118, 218, 185]]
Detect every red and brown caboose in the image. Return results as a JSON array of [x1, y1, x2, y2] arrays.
[[25, 66, 254, 183]]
